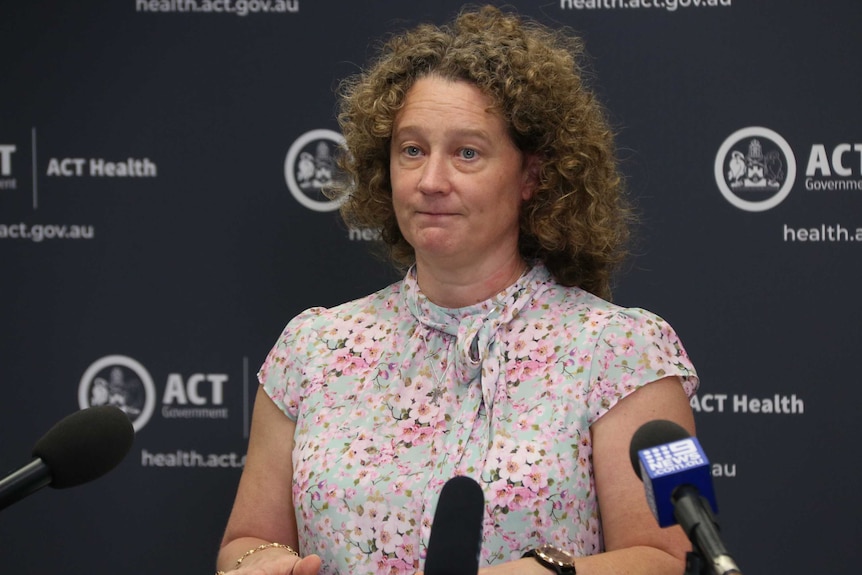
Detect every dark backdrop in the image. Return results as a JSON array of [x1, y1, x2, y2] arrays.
[[2, 1, 860, 573]]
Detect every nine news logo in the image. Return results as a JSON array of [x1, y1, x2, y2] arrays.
[[641, 438, 706, 477]]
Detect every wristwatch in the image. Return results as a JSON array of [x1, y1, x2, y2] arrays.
[[522, 545, 577, 574]]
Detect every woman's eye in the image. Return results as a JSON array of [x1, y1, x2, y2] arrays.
[[459, 148, 477, 160], [404, 146, 421, 157]]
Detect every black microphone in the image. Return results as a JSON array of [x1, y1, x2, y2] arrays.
[[0, 405, 135, 511], [424, 475, 484, 575], [629, 420, 741, 575]]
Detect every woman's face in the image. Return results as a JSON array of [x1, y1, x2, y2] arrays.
[[390, 75, 535, 272]]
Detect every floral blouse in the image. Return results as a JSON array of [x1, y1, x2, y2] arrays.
[[259, 264, 698, 575]]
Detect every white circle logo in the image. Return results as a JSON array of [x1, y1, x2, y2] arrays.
[[715, 127, 796, 212], [284, 129, 347, 212], [79, 355, 155, 432]]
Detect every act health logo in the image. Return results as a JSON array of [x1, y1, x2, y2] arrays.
[[715, 127, 797, 212], [0, 144, 17, 190]]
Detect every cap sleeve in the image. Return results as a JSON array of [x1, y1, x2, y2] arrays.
[[585, 307, 699, 425], [257, 307, 326, 421]]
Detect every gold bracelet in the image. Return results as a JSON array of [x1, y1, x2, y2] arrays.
[[216, 542, 299, 574]]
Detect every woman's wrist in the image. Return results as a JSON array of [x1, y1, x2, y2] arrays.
[[216, 541, 299, 574]]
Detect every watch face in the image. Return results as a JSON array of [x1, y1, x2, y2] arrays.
[[538, 546, 576, 566]]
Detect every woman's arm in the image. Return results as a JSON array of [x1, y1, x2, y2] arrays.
[[217, 386, 321, 575], [477, 376, 696, 575]]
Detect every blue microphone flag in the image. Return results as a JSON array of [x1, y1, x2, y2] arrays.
[[637, 435, 718, 527]]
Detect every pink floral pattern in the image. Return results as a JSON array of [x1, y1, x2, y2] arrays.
[[259, 264, 698, 575]]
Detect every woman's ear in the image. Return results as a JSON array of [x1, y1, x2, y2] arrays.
[[521, 154, 541, 200]]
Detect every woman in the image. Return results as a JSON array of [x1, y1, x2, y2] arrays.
[[218, 6, 698, 575]]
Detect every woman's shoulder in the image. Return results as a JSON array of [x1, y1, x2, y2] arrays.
[[284, 279, 405, 332], [533, 282, 672, 333], [532, 282, 619, 318]]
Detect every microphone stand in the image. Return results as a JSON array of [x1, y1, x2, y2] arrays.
[[684, 550, 709, 575], [677, 489, 742, 575], [0, 459, 52, 511]]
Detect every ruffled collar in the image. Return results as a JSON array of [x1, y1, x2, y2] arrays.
[[403, 263, 552, 388]]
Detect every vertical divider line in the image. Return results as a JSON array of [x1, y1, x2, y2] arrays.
[[31, 127, 38, 210]]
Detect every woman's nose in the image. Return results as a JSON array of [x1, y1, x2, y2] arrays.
[[417, 153, 452, 195]]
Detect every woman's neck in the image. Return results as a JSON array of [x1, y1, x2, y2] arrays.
[[414, 255, 528, 309]]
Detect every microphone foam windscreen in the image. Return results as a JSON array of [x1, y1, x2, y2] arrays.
[[424, 475, 484, 575], [629, 419, 691, 479], [32, 406, 135, 488]]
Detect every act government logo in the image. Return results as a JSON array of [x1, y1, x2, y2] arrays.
[[715, 127, 797, 212], [79, 355, 156, 432], [284, 129, 347, 212]]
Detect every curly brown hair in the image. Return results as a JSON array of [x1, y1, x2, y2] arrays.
[[333, 4, 633, 300]]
